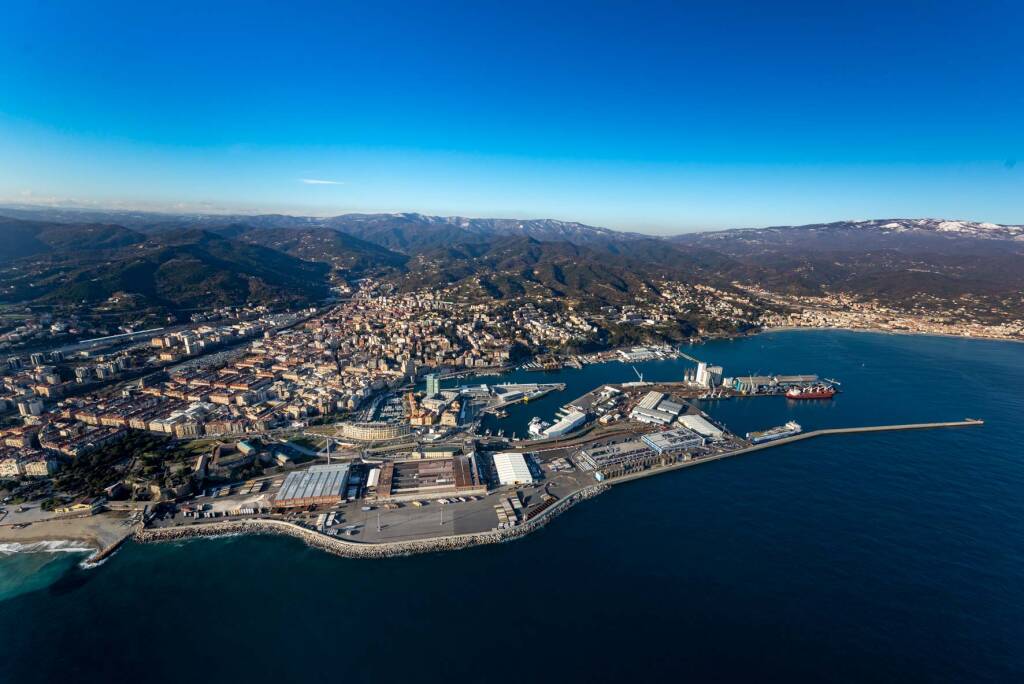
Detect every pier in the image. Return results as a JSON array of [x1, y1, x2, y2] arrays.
[[604, 418, 985, 486]]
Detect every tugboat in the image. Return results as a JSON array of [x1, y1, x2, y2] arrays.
[[785, 383, 837, 400]]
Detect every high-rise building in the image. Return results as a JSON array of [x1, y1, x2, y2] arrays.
[[425, 373, 440, 398], [18, 399, 44, 417]]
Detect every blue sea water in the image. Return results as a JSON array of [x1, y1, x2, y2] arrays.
[[1, 330, 1022, 683]]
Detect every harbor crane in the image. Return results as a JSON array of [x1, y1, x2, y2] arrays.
[[632, 366, 644, 383]]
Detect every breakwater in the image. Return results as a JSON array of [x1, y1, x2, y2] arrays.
[[135, 485, 608, 558], [605, 418, 984, 487]]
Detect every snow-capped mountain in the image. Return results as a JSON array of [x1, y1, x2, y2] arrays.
[[860, 218, 1024, 240]]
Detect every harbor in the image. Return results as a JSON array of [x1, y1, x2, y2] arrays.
[[131, 417, 984, 553], [5, 329, 1021, 684]]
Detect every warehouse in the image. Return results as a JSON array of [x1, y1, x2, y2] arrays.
[[273, 463, 350, 508], [492, 452, 534, 486], [677, 414, 724, 441], [630, 393, 684, 425], [375, 455, 486, 501]]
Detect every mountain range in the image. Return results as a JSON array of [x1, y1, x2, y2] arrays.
[[1, 207, 1021, 318]]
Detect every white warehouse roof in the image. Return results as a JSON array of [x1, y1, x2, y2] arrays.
[[677, 414, 724, 439], [492, 452, 534, 486]]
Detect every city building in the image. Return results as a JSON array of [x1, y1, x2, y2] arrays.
[[424, 373, 441, 398]]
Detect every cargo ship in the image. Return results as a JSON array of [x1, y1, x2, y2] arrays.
[[785, 384, 837, 400], [746, 420, 802, 444]]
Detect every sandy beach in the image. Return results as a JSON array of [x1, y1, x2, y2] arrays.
[[0, 513, 134, 553]]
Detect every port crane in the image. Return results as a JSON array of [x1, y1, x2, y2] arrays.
[[632, 366, 644, 383]]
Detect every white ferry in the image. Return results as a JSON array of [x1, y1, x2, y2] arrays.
[[746, 420, 802, 444]]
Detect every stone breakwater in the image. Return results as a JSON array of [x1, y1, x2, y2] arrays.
[[134, 485, 608, 558]]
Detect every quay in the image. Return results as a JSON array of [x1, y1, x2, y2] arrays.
[[604, 418, 984, 487], [132, 418, 983, 559]]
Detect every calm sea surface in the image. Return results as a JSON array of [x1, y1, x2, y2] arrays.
[[2, 330, 1023, 683]]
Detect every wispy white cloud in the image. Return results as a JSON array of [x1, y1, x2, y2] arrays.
[[300, 178, 344, 185]]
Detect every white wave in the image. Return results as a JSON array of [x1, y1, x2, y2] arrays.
[[0, 540, 96, 556], [80, 550, 115, 569]]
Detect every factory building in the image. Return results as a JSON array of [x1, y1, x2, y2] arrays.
[[273, 463, 351, 508], [541, 410, 587, 438], [641, 428, 704, 454], [677, 414, 725, 441], [577, 440, 656, 471], [492, 452, 534, 486], [375, 454, 486, 502], [630, 392, 684, 426], [693, 362, 724, 389]]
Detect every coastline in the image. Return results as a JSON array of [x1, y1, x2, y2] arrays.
[[756, 324, 1023, 344], [133, 419, 982, 560], [0, 513, 134, 564], [134, 485, 608, 558]]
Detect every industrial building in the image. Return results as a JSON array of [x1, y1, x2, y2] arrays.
[[375, 454, 486, 502], [677, 414, 724, 441], [630, 391, 684, 425], [273, 463, 351, 508], [689, 361, 724, 389], [541, 409, 587, 438], [641, 428, 704, 454], [576, 440, 655, 471], [492, 452, 534, 486]]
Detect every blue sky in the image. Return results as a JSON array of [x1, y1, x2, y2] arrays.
[[1, 1, 1021, 232]]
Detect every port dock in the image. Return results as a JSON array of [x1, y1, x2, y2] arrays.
[[604, 418, 985, 486], [136, 419, 983, 558]]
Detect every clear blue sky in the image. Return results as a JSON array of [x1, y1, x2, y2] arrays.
[[1, 0, 1021, 232]]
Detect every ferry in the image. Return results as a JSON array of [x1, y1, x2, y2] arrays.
[[786, 384, 837, 400], [746, 421, 802, 444]]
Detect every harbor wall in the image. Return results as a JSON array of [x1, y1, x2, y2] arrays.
[[605, 419, 984, 487], [134, 485, 608, 559]]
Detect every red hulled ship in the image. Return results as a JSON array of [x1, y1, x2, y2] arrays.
[[785, 384, 837, 400]]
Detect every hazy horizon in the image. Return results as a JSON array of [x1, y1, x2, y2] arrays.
[[2, 2, 1022, 232], [4, 199, 1021, 239]]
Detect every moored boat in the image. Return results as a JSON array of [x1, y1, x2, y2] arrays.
[[746, 420, 802, 444], [785, 384, 837, 399]]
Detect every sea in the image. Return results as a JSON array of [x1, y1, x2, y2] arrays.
[[2, 330, 1022, 683]]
